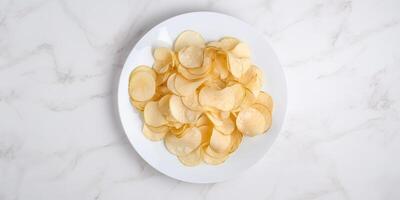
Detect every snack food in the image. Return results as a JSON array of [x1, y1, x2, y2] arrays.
[[128, 30, 273, 166]]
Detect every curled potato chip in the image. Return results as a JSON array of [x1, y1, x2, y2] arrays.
[[144, 101, 168, 127], [205, 111, 223, 127], [165, 127, 202, 156], [238, 89, 257, 111], [227, 53, 243, 79], [169, 95, 201, 123], [153, 47, 173, 74], [209, 128, 232, 153], [231, 42, 251, 58], [129, 98, 147, 111], [181, 92, 202, 111], [198, 125, 213, 146], [256, 91, 274, 112], [129, 66, 156, 101], [214, 115, 235, 135], [177, 65, 207, 80], [202, 147, 229, 165], [199, 86, 236, 111], [196, 114, 211, 127], [166, 73, 180, 96], [174, 30, 205, 51], [236, 107, 267, 137], [170, 124, 188, 137], [213, 53, 229, 79], [219, 37, 240, 50], [230, 130, 243, 153], [178, 147, 202, 166], [251, 104, 272, 133], [240, 65, 262, 96], [142, 124, 168, 141], [178, 46, 204, 68], [174, 74, 204, 96]]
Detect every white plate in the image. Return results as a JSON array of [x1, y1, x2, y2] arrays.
[[118, 12, 287, 183]]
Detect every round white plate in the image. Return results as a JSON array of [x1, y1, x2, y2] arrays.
[[118, 12, 287, 183]]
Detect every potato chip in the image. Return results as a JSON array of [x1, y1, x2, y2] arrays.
[[231, 42, 251, 58], [178, 46, 204, 68], [169, 94, 201, 123], [213, 53, 229, 79], [214, 115, 235, 135], [166, 73, 180, 96], [251, 104, 272, 133], [202, 147, 229, 165], [205, 111, 224, 127], [142, 124, 168, 141], [165, 127, 202, 156], [174, 74, 204, 96], [229, 130, 243, 153], [129, 66, 156, 101], [174, 30, 205, 51], [199, 86, 236, 111], [209, 128, 232, 153], [177, 64, 207, 80], [198, 125, 213, 146], [129, 98, 147, 111], [170, 124, 188, 137], [144, 101, 168, 127], [196, 114, 212, 127], [153, 47, 173, 74], [219, 37, 240, 50], [181, 92, 202, 111], [256, 91, 274, 112], [178, 147, 202, 166], [236, 107, 267, 137]]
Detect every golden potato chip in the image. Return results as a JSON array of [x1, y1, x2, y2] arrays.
[[202, 147, 229, 165], [238, 89, 257, 111], [142, 124, 168, 141], [166, 73, 180, 96], [199, 86, 236, 111], [219, 37, 240, 50], [156, 71, 172, 86], [205, 111, 224, 127], [177, 64, 207, 80], [236, 107, 267, 137], [209, 128, 232, 153], [213, 53, 229, 79], [129, 98, 147, 111], [198, 125, 213, 146], [181, 92, 202, 111], [169, 95, 201, 123], [178, 147, 202, 166], [256, 91, 273, 112], [165, 127, 202, 156], [144, 101, 168, 127], [174, 74, 204, 96], [240, 65, 262, 96], [170, 124, 188, 137], [196, 114, 212, 127], [230, 130, 243, 153], [231, 42, 251, 58], [129, 66, 156, 101], [227, 53, 243, 79], [251, 104, 272, 133], [178, 46, 204, 68], [214, 115, 235, 135], [158, 94, 172, 118], [153, 47, 173, 74], [207, 41, 221, 48], [174, 30, 205, 51]]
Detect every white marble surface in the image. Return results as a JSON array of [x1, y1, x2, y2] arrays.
[[0, 0, 399, 199]]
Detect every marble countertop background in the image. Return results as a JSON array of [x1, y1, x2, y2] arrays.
[[0, 0, 399, 199]]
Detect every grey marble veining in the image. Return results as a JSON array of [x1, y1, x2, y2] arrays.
[[0, 0, 399, 199]]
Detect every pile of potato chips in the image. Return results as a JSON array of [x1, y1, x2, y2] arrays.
[[128, 30, 273, 166]]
